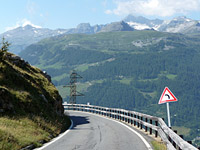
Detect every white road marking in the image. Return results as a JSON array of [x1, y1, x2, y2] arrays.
[[35, 111, 153, 150], [35, 119, 73, 150]]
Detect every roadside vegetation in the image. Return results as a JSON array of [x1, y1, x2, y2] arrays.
[[151, 141, 167, 150], [0, 38, 70, 149], [0, 115, 70, 150]]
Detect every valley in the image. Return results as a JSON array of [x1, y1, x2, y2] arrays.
[[1, 0, 200, 148], [19, 30, 200, 145]]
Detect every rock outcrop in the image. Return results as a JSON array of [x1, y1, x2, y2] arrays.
[[0, 53, 64, 116]]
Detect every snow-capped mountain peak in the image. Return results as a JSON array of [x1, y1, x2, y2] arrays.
[[158, 16, 198, 33], [123, 15, 200, 34], [127, 22, 151, 30], [21, 21, 42, 29], [123, 15, 163, 31]]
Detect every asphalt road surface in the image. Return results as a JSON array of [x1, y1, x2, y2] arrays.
[[40, 111, 152, 150]]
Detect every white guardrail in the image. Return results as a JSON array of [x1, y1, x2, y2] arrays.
[[63, 103, 198, 150]]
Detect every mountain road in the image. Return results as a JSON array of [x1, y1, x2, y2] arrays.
[[38, 111, 153, 150]]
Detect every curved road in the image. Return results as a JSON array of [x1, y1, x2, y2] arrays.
[[39, 111, 153, 150]]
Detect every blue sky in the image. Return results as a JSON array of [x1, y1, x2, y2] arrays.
[[0, 0, 200, 34]]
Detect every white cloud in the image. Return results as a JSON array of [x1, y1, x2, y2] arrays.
[[102, 0, 108, 7], [26, 0, 38, 15], [5, 19, 41, 31], [106, 0, 200, 17]]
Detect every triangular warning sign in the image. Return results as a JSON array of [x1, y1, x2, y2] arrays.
[[158, 87, 178, 104]]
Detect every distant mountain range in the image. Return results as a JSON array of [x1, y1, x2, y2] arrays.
[[0, 25, 67, 54], [124, 15, 200, 34], [1, 15, 200, 54]]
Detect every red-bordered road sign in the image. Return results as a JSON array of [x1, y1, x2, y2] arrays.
[[158, 87, 177, 104]]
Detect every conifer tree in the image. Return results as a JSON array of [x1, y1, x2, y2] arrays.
[[0, 37, 10, 60]]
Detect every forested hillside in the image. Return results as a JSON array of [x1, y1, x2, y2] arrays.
[[20, 30, 200, 144]]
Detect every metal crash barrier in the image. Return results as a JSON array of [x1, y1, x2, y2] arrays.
[[63, 103, 198, 150]]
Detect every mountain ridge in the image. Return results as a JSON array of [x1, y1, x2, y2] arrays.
[[1, 15, 200, 54], [124, 15, 200, 33]]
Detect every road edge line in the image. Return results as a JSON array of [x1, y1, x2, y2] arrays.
[[35, 118, 74, 150], [113, 119, 153, 150]]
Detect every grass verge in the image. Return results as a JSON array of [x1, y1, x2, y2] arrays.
[[151, 140, 167, 150], [0, 115, 71, 150]]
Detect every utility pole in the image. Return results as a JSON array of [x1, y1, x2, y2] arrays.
[[63, 70, 84, 104]]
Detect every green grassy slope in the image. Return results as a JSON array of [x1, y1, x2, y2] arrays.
[[0, 53, 70, 149]]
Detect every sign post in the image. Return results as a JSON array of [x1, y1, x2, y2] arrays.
[[158, 87, 177, 128], [166, 102, 171, 127]]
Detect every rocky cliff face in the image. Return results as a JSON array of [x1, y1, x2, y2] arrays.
[[0, 52, 64, 116], [0, 51, 70, 150]]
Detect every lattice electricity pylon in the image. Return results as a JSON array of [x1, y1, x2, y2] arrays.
[[63, 70, 84, 104]]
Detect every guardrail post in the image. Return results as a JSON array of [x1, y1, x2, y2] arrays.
[[168, 134, 172, 143], [171, 130, 177, 148], [130, 113, 133, 125], [150, 119, 152, 135], [124, 112, 126, 122], [123, 112, 125, 122], [145, 118, 148, 132], [91, 107, 93, 113], [134, 115, 136, 126], [113, 109, 115, 119], [122, 111, 124, 121], [125, 112, 127, 122], [177, 135, 183, 150], [140, 117, 143, 129], [155, 120, 158, 137], [93, 107, 95, 113], [86, 106, 88, 112], [137, 116, 140, 128], [187, 141, 192, 144], [122, 111, 123, 121], [117, 110, 119, 120], [127, 112, 129, 124]]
